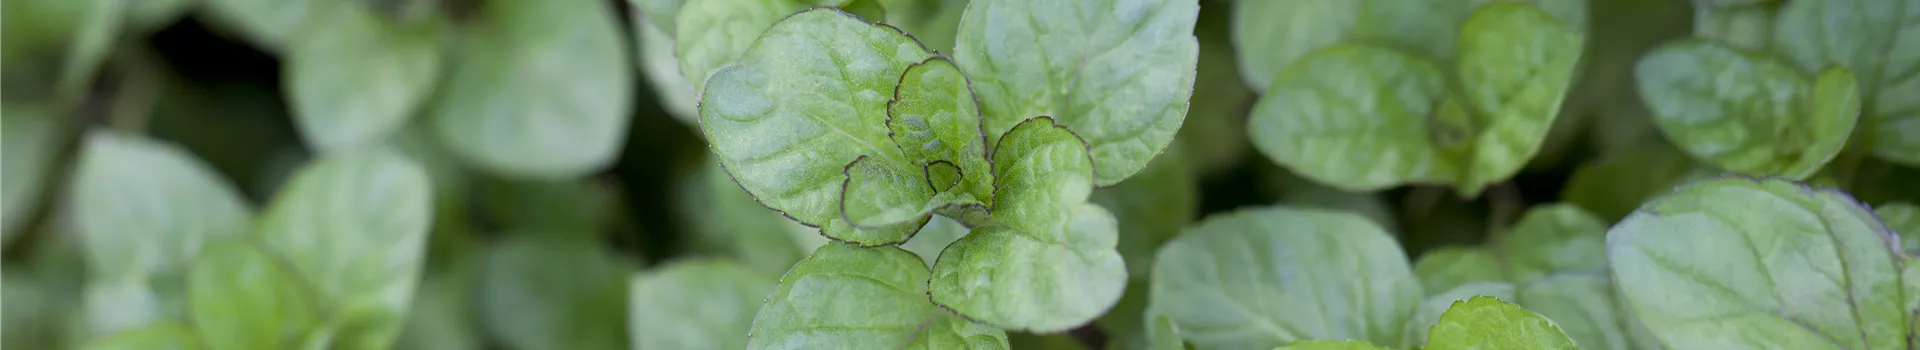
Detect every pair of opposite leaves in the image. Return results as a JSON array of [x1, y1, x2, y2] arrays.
[[69, 132, 435, 349], [697, 0, 1200, 345], [1640, 0, 1920, 177], [1239, 1, 1586, 196]]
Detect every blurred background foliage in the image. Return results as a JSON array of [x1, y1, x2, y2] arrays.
[[2, 0, 1917, 349]]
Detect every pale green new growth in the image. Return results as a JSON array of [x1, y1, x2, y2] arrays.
[[430, 0, 631, 179], [929, 118, 1126, 333], [1608, 177, 1914, 349], [187, 241, 320, 350], [628, 259, 772, 350], [1425, 296, 1578, 349], [1404, 282, 1515, 348], [952, 0, 1200, 186], [1149, 206, 1419, 350], [287, 1, 445, 152], [749, 244, 1008, 349], [1635, 40, 1860, 179]]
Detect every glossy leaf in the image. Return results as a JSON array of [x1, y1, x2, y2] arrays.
[[929, 118, 1127, 332], [697, 8, 937, 245], [952, 0, 1200, 185], [287, 2, 445, 152], [1635, 40, 1860, 179], [1425, 296, 1578, 349], [628, 259, 773, 350], [673, 0, 803, 98], [748, 243, 1008, 349], [257, 149, 432, 346], [1412, 247, 1503, 294], [69, 131, 253, 281], [187, 241, 321, 350], [2, 106, 63, 241], [477, 235, 631, 350], [430, 0, 632, 179], [1404, 282, 1516, 348], [1230, 0, 1360, 92], [1451, 2, 1584, 194], [1150, 206, 1420, 349], [1608, 177, 1911, 349], [1248, 44, 1454, 192], [1878, 203, 1919, 253], [1771, 0, 1920, 164]]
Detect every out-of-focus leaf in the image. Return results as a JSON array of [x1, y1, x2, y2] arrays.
[[187, 240, 320, 350], [631, 0, 686, 36], [878, 0, 966, 52], [477, 235, 631, 350], [952, 0, 1200, 186], [634, 15, 698, 124], [1693, 2, 1775, 50], [1412, 247, 1503, 294], [1497, 204, 1609, 284], [78, 323, 198, 350], [1275, 175, 1399, 233], [394, 269, 480, 350], [1230, 0, 1360, 92], [1562, 138, 1718, 221], [1150, 206, 1420, 349], [628, 259, 772, 350], [1449, 2, 1584, 194], [1514, 273, 1664, 350], [748, 243, 1008, 349], [672, 0, 803, 99], [1179, 12, 1255, 177], [1092, 151, 1196, 277], [286, 1, 446, 152], [1772, 0, 1920, 166], [124, 0, 194, 32], [480, 177, 618, 236], [1424, 296, 1578, 349], [203, 0, 314, 49], [1248, 44, 1454, 192], [1635, 40, 1860, 179], [676, 161, 824, 275], [1278, 340, 1390, 350], [430, 0, 632, 179], [2, 106, 66, 243]]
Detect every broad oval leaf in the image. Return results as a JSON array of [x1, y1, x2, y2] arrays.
[[1452, 2, 1584, 194], [287, 2, 445, 152], [430, 0, 632, 179], [1149, 206, 1421, 349], [1425, 296, 1578, 349], [257, 149, 432, 346], [187, 240, 321, 350], [698, 8, 936, 245], [748, 243, 1008, 349], [673, 0, 803, 98], [628, 259, 773, 350], [1772, 0, 1920, 165], [952, 0, 1200, 185], [1248, 44, 1454, 192], [477, 235, 632, 350], [2, 106, 64, 241], [1608, 177, 1910, 349], [1229, 0, 1360, 92], [68, 129, 251, 329], [1634, 40, 1860, 179], [929, 117, 1126, 332]]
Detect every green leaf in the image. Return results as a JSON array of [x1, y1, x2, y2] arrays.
[[202, 0, 314, 49], [1404, 282, 1516, 348], [124, 0, 194, 33], [394, 270, 481, 350], [1607, 177, 1911, 349], [1877, 203, 1919, 253], [840, 56, 997, 233], [1356, 0, 1587, 61], [1692, 3, 1776, 50], [1513, 273, 1664, 350], [477, 235, 631, 350], [1149, 206, 1420, 349], [1148, 316, 1186, 350], [287, 2, 445, 152], [257, 149, 432, 346], [1274, 175, 1399, 233], [2, 106, 65, 241], [1634, 40, 1860, 179], [952, 0, 1200, 185], [673, 0, 804, 97], [1413, 247, 1503, 294], [676, 161, 825, 275], [1091, 151, 1197, 277], [1277, 340, 1390, 350], [1248, 44, 1454, 192], [69, 131, 253, 281], [1425, 296, 1578, 349], [1229, 0, 1361, 92], [188, 240, 321, 350], [748, 243, 1008, 349], [1497, 204, 1608, 284], [697, 8, 938, 245], [635, 15, 698, 124], [929, 117, 1127, 332], [79, 323, 198, 350], [430, 0, 632, 179], [1771, 0, 1920, 165], [628, 259, 773, 350], [1451, 2, 1584, 194]]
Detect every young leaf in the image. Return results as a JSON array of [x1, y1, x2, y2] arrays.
[[1634, 40, 1860, 179], [697, 8, 938, 245], [69, 131, 253, 281], [628, 259, 773, 350], [748, 243, 1008, 349], [201, 0, 314, 49], [1248, 44, 1455, 192], [1608, 177, 1911, 349], [1451, 2, 1584, 194], [1497, 204, 1609, 284], [187, 240, 321, 350], [1149, 206, 1420, 349], [1425, 296, 1578, 349], [1229, 0, 1361, 92], [1878, 203, 1918, 253], [885, 57, 994, 206], [1403, 282, 1516, 348], [286, 2, 445, 152], [1412, 247, 1503, 294], [1514, 274, 1664, 350], [257, 149, 432, 346], [952, 0, 1200, 185], [430, 0, 632, 179], [2, 106, 64, 241], [477, 235, 632, 350], [929, 118, 1127, 332], [1771, 0, 1920, 165], [673, 0, 804, 98]]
